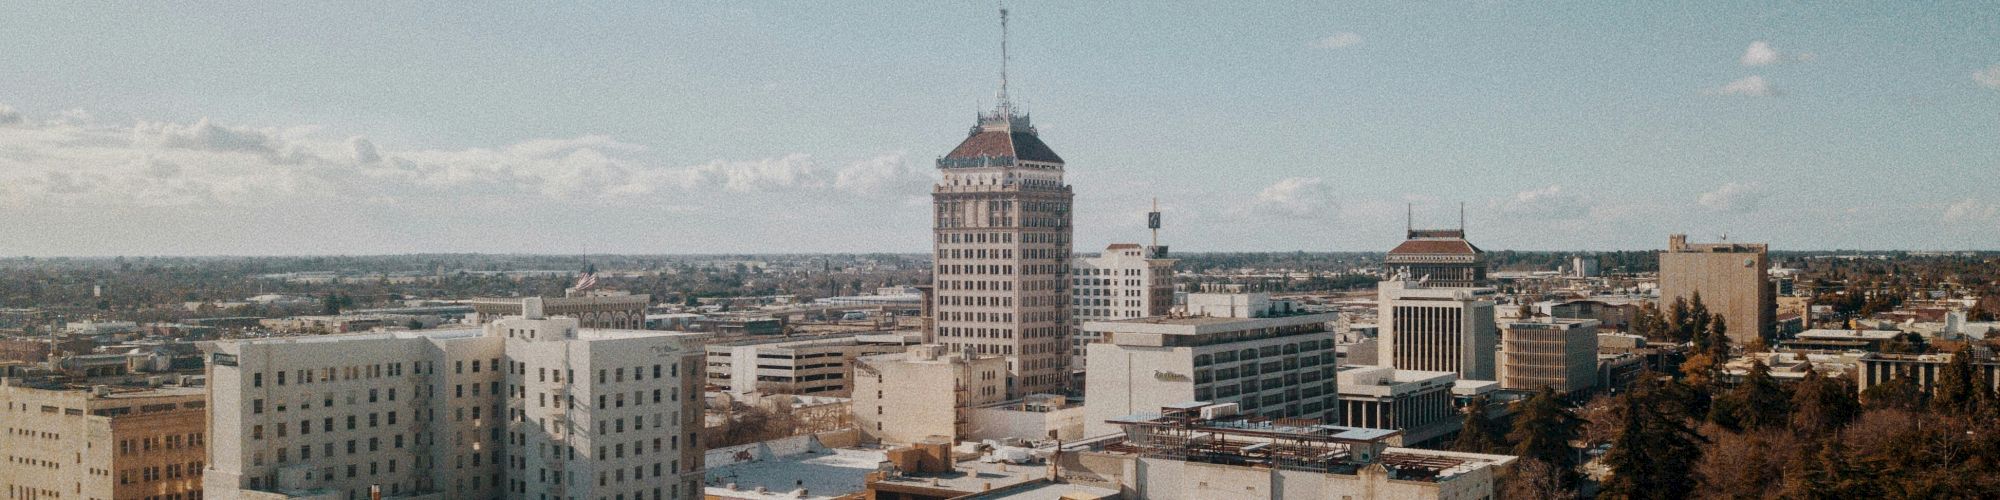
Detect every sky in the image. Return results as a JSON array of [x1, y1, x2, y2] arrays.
[[2, 2, 1998, 256]]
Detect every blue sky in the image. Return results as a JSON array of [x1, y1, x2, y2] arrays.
[[2, 2, 1997, 255]]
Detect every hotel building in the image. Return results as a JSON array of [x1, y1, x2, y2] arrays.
[[204, 298, 706, 500]]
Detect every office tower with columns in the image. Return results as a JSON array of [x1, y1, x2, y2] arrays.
[[931, 9, 1073, 397], [1377, 280, 1500, 381]]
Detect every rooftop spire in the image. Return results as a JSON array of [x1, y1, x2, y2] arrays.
[[997, 6, 1012, 114], [976, 6, 1032, 133]]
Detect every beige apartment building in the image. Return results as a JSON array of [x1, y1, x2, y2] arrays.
[[1499, 319, 1601, 394], [205, 298, 707, 500], [2, 382, 207, 500], [931, 86, 1074, 398], [1660, 234, 1775, 344], [850, 344, 1008, 445]]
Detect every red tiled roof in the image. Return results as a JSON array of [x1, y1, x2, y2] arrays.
[[1106, 243, 1141, 250], [1388, 239, 1482, 255], [945, 130, 1064, 164]]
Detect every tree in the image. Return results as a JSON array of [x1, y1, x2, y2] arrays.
[[1501, 458, 1575, 500], [1932, 346, 1981, 415], [1695, 429, 1797, 499], [1699, 314, 1730, 357], [1713, 358, 1790, 431], [1667, 296, 1693, 343], [1860, 377, 1926, 412], [1451, 396, 1507, 454], [320, 293, 347, 315], [1508, 387, 1583, 485], [1601, 380, 1705, 499], [1779, 437, 1880, 499], [1788, 366, 1860, 437]]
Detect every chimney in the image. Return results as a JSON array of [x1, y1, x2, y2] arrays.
[[522, 297, 546, 320]]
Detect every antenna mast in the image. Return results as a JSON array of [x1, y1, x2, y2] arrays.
[[1458, 202, 1465, 233], [998, 6, 1011, 111]]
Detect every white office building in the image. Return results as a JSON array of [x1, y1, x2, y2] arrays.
[[1069, 243, 1176, 368], [1377, 280, 1499, 382], [1081, 293, 1339, 437], [204, 298, 707, 500]]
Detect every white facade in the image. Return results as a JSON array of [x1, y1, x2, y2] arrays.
[[703, 333, 917, 397], [205, 300, 706, 500], [1081, 294, 1340, 437], [1377, 281, 1499, 382], [1335, 365, 1460, 446], [1498, 319, 1600, 394], [1068, 244, 1176, 368], [851, 344, 1008, 445]]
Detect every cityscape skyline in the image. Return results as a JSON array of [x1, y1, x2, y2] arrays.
[[4, 2, 2000, 256]]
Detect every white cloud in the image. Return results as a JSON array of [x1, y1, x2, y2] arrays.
[[832, 152, 933, 196], [1697, 182, 1768, 213], [1741, 41, 1779, 66], [1706, 75, 1775, 97], [1250, 177, 1339, 218], [0, 104, 21, 126], [1312, 32, 1362, 49], [1975, 65, 2000, 90], [1495, 184, 1588, 219], [1943, 198, 1999, 224], [0, 103, 928, 210]]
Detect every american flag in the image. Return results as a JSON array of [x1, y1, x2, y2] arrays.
[[574, 267, 598, 291]]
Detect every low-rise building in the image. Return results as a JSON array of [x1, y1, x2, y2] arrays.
[[1784, 329, 1903, 352], [704, 333, 919, 396], [0, 381, 208, 500], [1077, 401, 1515, 500], [967, 394, 1087, 443], [851, 344, 1008, 445], [1082, 293, 1340, 437], [1857, 352, 2000, 395], [1334, 365, 1459, 446]]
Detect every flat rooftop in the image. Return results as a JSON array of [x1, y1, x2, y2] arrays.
[[706, 447, 885, 500], [872, 459, 1051, 493]]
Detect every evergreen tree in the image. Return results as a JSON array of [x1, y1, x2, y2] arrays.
[[1931, 346, 1979, 415], [1508, 387, 1583, 485], [1687, 292, 1713, 343], [1701, 314, 1730, 357], [1601, 380, 1705, 499], [1788, 366, 1860, 437], [1667, 296, 1693, 343], [1715, 359, 1790, 431], [1859, 377, 1926, 411], [1450, 396, 1507, 453], [1779, 438, 1879, 499]]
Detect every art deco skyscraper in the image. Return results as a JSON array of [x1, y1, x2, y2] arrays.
[[931, 9, 1073, 397]]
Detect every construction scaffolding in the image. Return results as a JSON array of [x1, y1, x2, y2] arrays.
[[1107, 402, 1473, 481]]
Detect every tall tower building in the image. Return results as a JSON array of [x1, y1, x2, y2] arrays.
[[1384, 207, 1488, 287], [931, 8, 1073, 397]]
